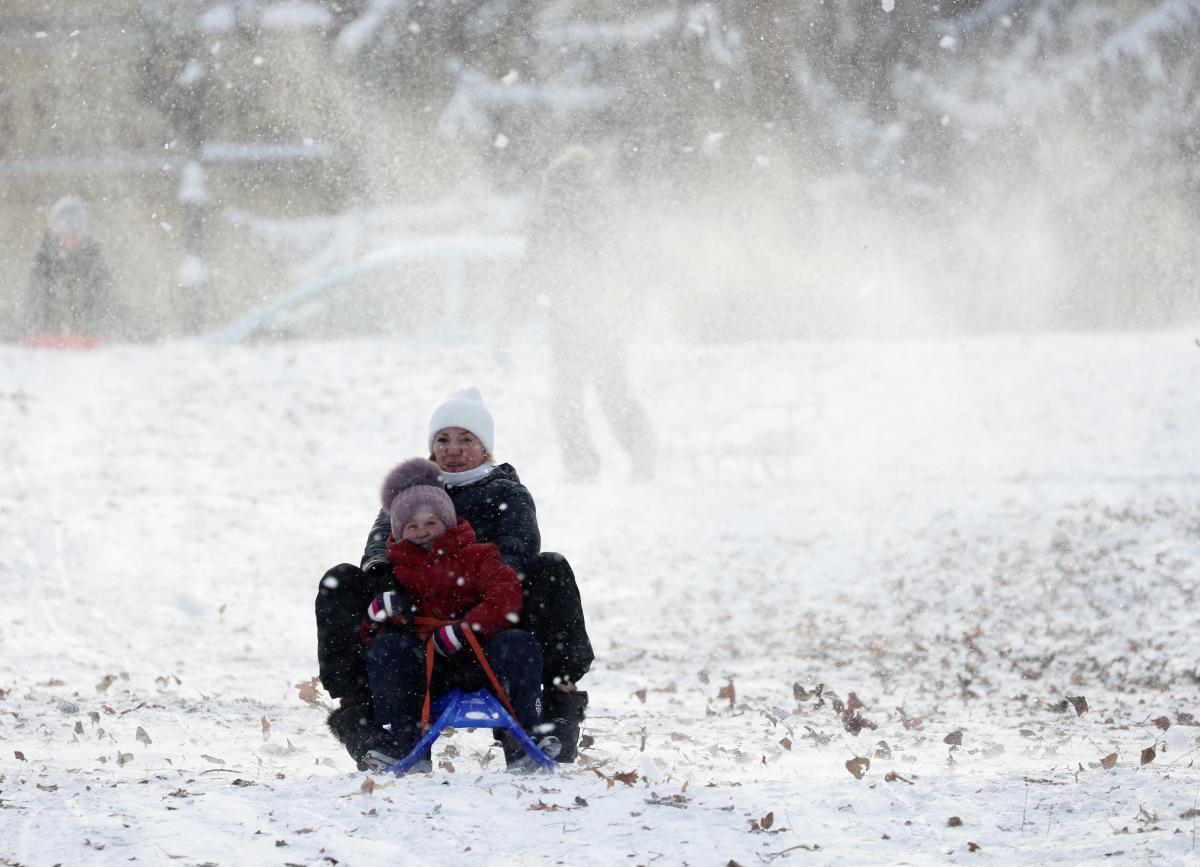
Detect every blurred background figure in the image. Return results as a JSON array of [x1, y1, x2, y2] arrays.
[[524, 145, 656, 482], [22, 195, 122, 345]]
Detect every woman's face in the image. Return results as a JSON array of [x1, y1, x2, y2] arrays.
[[432, 427, 487, 472]]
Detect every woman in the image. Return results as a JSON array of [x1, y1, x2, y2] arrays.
[[316, 388, 593, 769]]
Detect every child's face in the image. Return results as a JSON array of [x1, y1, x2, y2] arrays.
[[401, 512, 448, 545]]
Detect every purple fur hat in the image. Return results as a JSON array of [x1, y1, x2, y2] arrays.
[[381, 458, 456, 538]]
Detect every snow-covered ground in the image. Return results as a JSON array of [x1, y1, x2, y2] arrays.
[[2, 330, 1199, 865]]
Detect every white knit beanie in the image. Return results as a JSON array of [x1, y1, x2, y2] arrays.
[[49, 196, 88, 236], [428, 387, 495, 455]]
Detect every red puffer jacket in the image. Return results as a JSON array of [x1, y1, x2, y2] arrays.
[[383, 519, 523, 639]]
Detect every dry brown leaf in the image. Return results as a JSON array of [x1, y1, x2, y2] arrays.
[[847, 691, 864, 711], [842, 709, 877, 737], [944, 730, 963, 746], [579, 733, 594, 750], [884, 771, 914, 785], [95, 675, 117, 694], [1154, 716, 1171, 731], [780, 737, 792, 751], [1101, 753, 1118, 770], [439, 760, 456, 773], [14, 751, 26, 761], [116, 751, 134, 766], [529, 800, 559, 811], [967, 841, 981, 852], [261, 716, 271, 741], [846, 756, 870, 780], [761, 811, 774, 830], [1068, 696, 1088, 716], [947, 816, 963, 827], [361, 777, 377, 794], [1140, 746, 1156, 765], [1180, 808, 1200, 819], [613, 770, 639, 786], [135, 726, 151, 746], [295, 677, 334, 711], [634, 688, 647, 704], [875, 740, 893, 760], [718, 681, 736, 708]]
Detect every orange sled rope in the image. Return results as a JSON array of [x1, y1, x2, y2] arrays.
[[413, 617, 519, 733]]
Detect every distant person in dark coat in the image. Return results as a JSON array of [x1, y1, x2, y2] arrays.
[[523, 145, 656, 482], [23, 196, 121, 343], [316, 388, 593, 769]]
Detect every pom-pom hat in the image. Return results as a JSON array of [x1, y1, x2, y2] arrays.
[[381, 458, 456, 538], [428, 387, 495, 455]]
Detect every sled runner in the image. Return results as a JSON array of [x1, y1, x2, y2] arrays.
[[384, 688, 559, 774]]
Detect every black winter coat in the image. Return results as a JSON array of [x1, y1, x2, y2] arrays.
[[24, 235, 118, 337], [362, 462, 541, 577]]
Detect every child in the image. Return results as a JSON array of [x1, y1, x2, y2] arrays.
[[358, 457, 560, 772]]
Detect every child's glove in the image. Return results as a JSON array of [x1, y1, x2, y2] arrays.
[[358, 591, 413, 646], [366, 591, 410, 625], [433, 623, 468, 658]]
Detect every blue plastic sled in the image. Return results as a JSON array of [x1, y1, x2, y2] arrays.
[[386, 688, 558, 774]]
